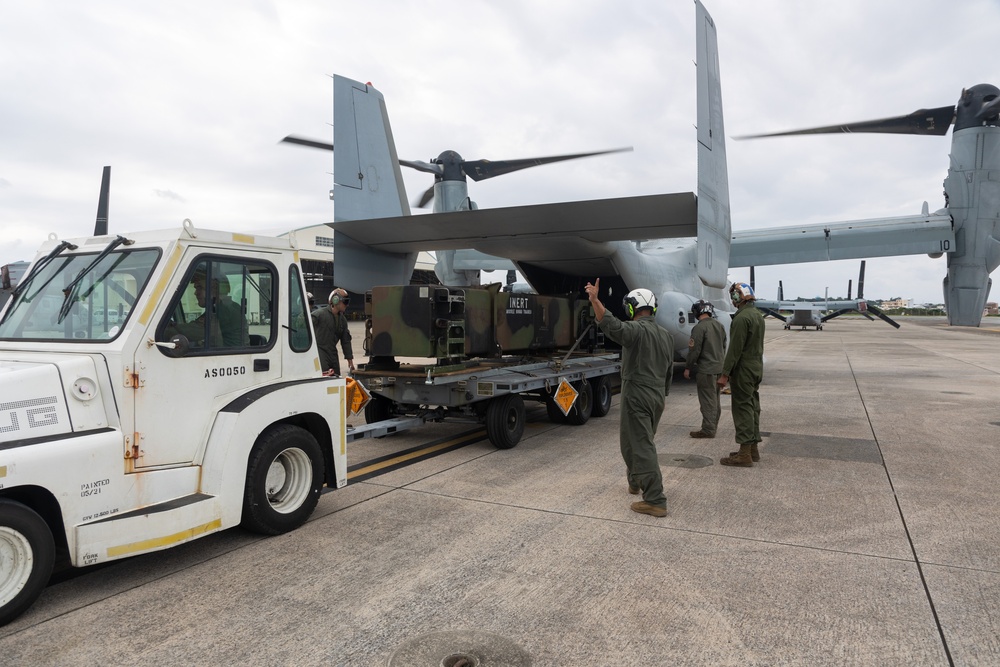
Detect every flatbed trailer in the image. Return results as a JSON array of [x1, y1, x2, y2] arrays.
[[349, 351, 621, 449]]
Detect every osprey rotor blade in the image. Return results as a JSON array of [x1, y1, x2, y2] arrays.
[[820, 308, 851, 323], [866, 303, 902, 329], [415, 184, 435, 209], [737, 105, 955, 138], [461, 147, 633, 182], [399, 159, 443, 176], [281, 135, 335, 151], [759, 308, 786, 322], [94, 166, 110, 237]]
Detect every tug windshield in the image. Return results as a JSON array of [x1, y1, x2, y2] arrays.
[[0, 248, 159, 341]]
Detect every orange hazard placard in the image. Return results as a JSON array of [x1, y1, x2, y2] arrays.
[[345, 377, 371, 416], [553, 379, 578, 416]]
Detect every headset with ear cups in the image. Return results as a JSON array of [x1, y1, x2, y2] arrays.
[[623, 288, 657, 318]]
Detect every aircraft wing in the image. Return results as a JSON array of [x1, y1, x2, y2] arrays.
[[329, 193, 698, 262], [729, 212, 954, 267], [755, 299, 864, 311]]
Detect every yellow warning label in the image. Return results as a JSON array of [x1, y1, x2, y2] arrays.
[[346, 377, 371, 416], [554, 379, 578, 416]]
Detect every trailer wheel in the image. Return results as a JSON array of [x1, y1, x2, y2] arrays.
[[545, 397, 567, 424], [565, 381, 593, 426], [364, 395, 395, 425], [241, 425, 324, 536], [486, 394, 526, 449], [0, 499, 55, 627], [589, 376, 613, 418]]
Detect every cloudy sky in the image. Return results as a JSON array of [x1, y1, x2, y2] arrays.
[[3, 0, 999, 305]]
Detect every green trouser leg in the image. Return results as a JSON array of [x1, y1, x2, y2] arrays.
[[695, 372, 721, 436], [730, 369, 762, 445], [620, 387, 666, 508]]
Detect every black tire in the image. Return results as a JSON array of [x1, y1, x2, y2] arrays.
[[364, 395, 395, 424], [241, 424, 324, 535], [0, 499, 55, 627], [565, 381, 593, 426], [486, 394, 526, 449], [545, 396, 568, 423], [589, 375, 613, 418]]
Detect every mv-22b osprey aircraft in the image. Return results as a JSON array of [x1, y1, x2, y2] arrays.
[[754, 262, 901, 331], [290, 1, 989, 360]]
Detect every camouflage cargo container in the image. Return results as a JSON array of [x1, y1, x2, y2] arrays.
[[366, 285, 497, 359], [494, 293, 592, 353], [366, 285, 597, 360]]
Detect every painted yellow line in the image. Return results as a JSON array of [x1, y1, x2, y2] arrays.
[[106, 518, 223, 558], [347, 431, 486, 479]]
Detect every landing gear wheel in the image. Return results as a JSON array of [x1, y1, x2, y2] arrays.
[[565, 380, 593, 426], [589, 375, 612, 418], [486, 394, 526, 449], [241, 425, 323, 535], [0, 499, 55, 626]]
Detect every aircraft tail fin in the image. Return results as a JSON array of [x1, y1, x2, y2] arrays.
[[332, 75, 417, 291], [695, 0, 732, 289]]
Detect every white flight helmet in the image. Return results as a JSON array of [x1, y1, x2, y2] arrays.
[[623, 288, 657, 318]]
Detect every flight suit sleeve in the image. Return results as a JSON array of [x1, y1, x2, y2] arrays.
[[723, 313, 746, 376], [686, 325, 703, 371], [339, 319, 354, 360]]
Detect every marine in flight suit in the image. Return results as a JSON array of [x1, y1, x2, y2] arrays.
[[683, 300, 727, 438], [718, 282, 765, 467], [585, 278, 674, 517]]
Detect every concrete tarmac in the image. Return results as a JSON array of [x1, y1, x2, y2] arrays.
[[2, 316, 999, 665]]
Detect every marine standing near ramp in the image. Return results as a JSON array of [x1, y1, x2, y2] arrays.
[[683, 300, 727, 439], [717, 282, 765, 466], [585, 278, 674, 518], [311, 288, 355, 376]]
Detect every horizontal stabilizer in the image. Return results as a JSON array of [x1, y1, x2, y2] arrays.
[[329, 193, 697, 257]]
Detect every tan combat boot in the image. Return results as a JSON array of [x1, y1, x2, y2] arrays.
[[721, 444, 754, 467], [728, 443, 761, 462]]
